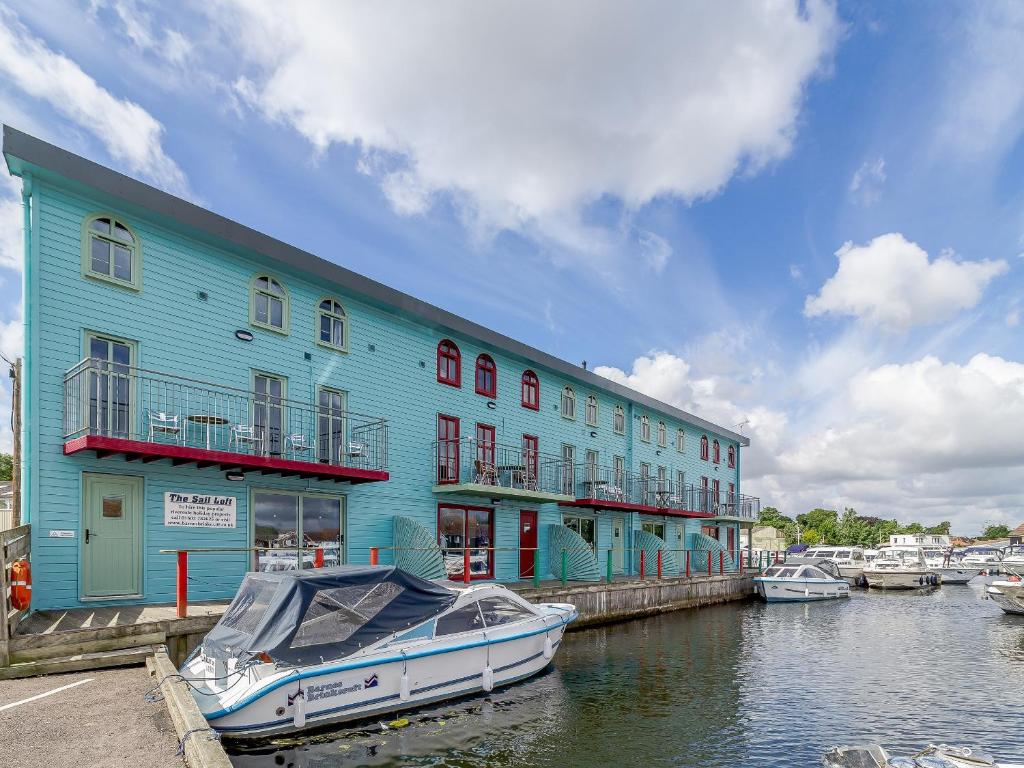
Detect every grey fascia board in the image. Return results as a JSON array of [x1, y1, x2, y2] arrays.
[[2, 124, 750, 446]]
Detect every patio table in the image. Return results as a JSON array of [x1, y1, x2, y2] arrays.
[[186, 414, 229, 450]]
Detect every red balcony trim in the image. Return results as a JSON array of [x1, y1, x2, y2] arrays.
[[64, 435, 389, 484], [560, 497, 716, 518]]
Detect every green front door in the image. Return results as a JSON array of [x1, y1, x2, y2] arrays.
[[82, 473, 143, 598]]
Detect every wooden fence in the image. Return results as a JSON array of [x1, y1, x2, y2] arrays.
[[0, 524, 30, 666]]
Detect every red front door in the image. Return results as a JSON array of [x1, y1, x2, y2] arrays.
[[727, 526, 735, 556], [519, 510, 538, 578]]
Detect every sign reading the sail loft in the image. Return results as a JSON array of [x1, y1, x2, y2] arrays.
[[164, 493, 237, 528]]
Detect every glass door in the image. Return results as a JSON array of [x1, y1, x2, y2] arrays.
[[87, 335, 133, 438], [561, 444, 575, 495], [254, 374, 285, 456], [318, 387, 346, 464], [302, 495, 345, 568], [437, 414, 460, 483], [252, 491, 345, 571]]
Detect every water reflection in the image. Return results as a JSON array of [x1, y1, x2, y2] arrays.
[[229, 583, 1024, 767]]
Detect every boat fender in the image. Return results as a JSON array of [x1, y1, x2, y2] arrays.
[[482, 666, 494, 693], [543, 635, 553, 660], [10, 560, 31, 611], [291, 688, 306, 729], [400, 672, 410, 702]]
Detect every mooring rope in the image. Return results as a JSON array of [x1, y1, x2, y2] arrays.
[[176, 727, 221, 756]]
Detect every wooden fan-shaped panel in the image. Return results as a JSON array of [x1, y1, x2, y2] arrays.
[[393, 516, 448, 580], [547, 524, 600, 581], [687, 532, 736, 571], [634, 529, 680, 575]]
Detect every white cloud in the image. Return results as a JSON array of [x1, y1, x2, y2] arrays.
[[1007, 309, 1020, 327], [91, 0, 194, 65], [789, 264, 803, 281], [636, 231, 671, 274], [221, 0, 838, 253], [0, 317, 23, 363], [0, 9, 187, 192], [848, 156, 885, 205], [804, 233, 1008, 330], [0, 172, 22, 271]]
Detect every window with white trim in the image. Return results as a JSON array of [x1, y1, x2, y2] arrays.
[[657, 421, 667, 448], [561, 387, 576, 420], [613, 405, 625, 435], [317, 298, 348, 351], [676, 428, 685, 453], [585, 395, 598, 426], [251, 275, 288, 333], [640, 415, 651, 442], [82, 214, 140, 289]]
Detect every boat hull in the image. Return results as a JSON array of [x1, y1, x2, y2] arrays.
[[987, 583, 1024, 615], [933, 567, 981, 585], [193, 608, 575, 738], [864, 570, 938, 590], [753, 577, 850, 602]]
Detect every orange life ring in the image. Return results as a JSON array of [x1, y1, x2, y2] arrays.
[[10, 559, 31, 611]]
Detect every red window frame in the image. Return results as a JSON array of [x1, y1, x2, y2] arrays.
[[727, 445, 735, 468], [476, 423, 496, 467], [437, 503, 494, 580], [712, 439, 721, 464], [712, 478, 720, 500], [700, 435, 709, 461], [521, 370, 540, 410], [437, 339, 461, 387], [474, 354, 497, 398], [522, 434, 538, 483], [728, 482, 735, 502], [437, 414, 460, 483]]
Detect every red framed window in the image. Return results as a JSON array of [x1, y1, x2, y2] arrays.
[[522, 434, 538, 484], [700, 435, 709, 461], [728, 482, 735, 502], [437, 414, 460, 483], [521, 370, 539, 410], [727, 445, 735, 468], [476, 423, 496, 468], [713, 479, 720, 500], [475, 354, 497, 397], [438, 504, 494, 580], [701, 475, 709, 512], [437, 339, 461, 387], [712, 439, 721, 464]]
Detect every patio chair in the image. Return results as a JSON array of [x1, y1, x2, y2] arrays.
[[474, 459, 499, 485], [146, 411, 181, 443], [284, 433, 313, 459], [343, 440, 368, 467], [229, 424, 263, 454]]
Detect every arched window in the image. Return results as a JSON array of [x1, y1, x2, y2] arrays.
[[700, 435, 709, 461], [82, 214, 140, 289], [585, 395, 598, 426], [437, 340, 461, 386], [521, 370, 539, 410], [640, 415, 651, 442], [317, 297, 348, 351], [727, 445, 736, 468], [475, 354, 497, 397], [713, 439, 721, 464], [561, 387, 576, 420], [251, 274, 289, 332], [657, 421, 667, 447], [676, 428, 685, 453], [613, 405, 625, 434]]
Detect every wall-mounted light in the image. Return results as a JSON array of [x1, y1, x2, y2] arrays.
[[589, 431, 597, 438], [490, 498, 502, 506], [197, 291, 209, 301], [656, 450, 662, 456], [226, 471, 245, 482], [235, 330, 254, 342], [487, 401, 497, 410]]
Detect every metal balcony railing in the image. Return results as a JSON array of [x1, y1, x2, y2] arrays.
[[433, 437, 570, 496], [63, 358, 389, 472]]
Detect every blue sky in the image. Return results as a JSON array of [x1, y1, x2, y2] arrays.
[[1, 1, 1023, 534]]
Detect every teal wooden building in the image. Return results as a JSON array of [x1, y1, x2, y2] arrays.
[[3, 126, 758, 611]]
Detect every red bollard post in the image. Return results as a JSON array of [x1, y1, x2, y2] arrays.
[[639, 550, 646, 580], [464, 548, 471, 585], [369, 547, 379, 565], [657, 549, 663, 580], [314, 547, 324, 568], [719, 551, 724, 575], [176, 551, 188, 619], [685, 550, 691, 578]]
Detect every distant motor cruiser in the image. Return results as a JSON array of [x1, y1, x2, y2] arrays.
[[790, 546, 867, 585], [863, 547, 939, 590], [962, 546, 1003, 573], [918, 548, 981, 585]]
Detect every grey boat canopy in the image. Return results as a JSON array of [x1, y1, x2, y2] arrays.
[[204, 565, 458, 666]]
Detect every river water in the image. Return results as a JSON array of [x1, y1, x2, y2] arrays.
[[227, 582, 1024, 767]]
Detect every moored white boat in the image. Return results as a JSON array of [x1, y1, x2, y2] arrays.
[[824, 743, 1024, 767], [181, 565, 577, 738], [987, 577, 1024, 616], [918, 548, 981, 585], [863, 547, 939, 590], [792, 546, 867, 585], [753, 561, 850, 602], [962, 545, 1003, 574]]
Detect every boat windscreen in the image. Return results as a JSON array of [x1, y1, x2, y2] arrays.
[[203, 565, 458, 666], [814, 560, 843, 580]]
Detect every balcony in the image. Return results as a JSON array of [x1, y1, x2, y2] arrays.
[[62, 358, 389, 483], [432, 438, 575, 503], [561, 463, 760, 521]]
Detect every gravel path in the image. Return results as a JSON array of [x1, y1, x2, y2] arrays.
[[0, 666, 182, 768]]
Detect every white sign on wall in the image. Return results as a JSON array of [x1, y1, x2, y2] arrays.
[[164, 493, 237, 529]]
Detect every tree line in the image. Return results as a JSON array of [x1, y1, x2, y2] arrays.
[[758, 506, 1012, 548]]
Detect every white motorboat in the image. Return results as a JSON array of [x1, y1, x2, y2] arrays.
[[1000, 545, 1024, 572], [753, 560, 851, 602], [792, 546, 868, 585], [919, 548, 981, 585], [987, 576, 1024, 616], [824, 743, 1024, 767], [863, 547, 939, 590], [181, 565, 577, 738], [962, 546, 1003, 573]]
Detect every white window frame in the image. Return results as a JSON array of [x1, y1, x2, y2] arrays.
[[81, 213, 141, 290], [561, 387, 576, 420], [657, 421, 667, 448], [676, 428, 685, 453], [640, 415, 651, 442], [613, 405, 625, 435], [585, 394, 598, 427], [316, 297, 348, 352], [250, 274, 290, 334]]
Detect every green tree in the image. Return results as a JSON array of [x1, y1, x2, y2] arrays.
[[797, 508, 839, 544], [982, 524, 1010, 540], [898, 521, 925, 534], [0, 453, 11, 482], [925, 521, 951, 535], [757, 506, 798, 545]]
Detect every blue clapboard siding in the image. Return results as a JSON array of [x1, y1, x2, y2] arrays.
[[22, 171, 744, 611]]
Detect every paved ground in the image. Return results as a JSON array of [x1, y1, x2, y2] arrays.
[[0, 666, 182, 768]]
